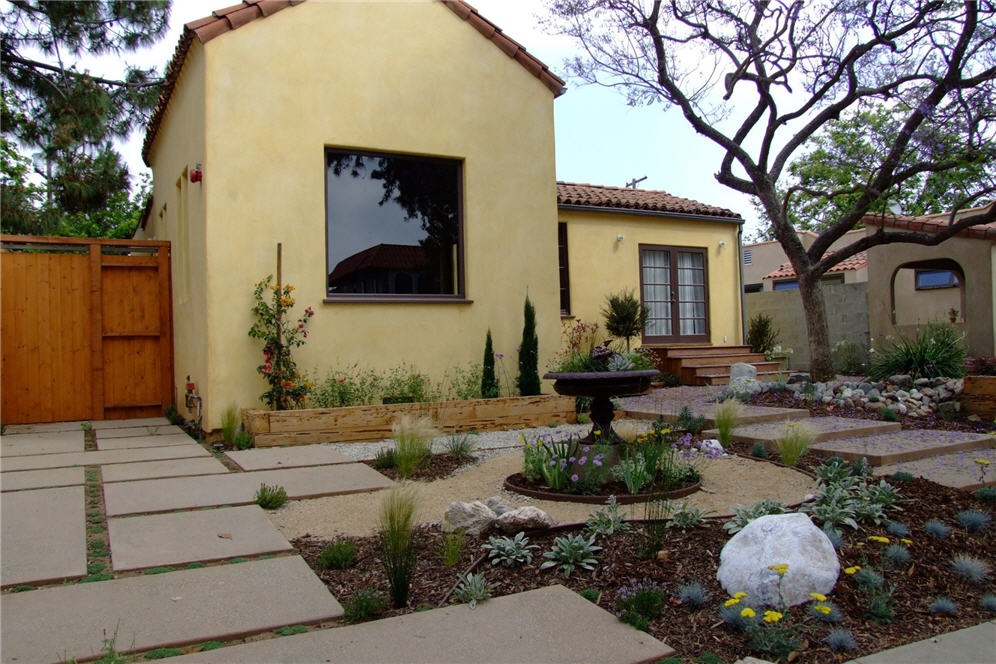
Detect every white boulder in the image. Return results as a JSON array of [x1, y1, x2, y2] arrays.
[[442, 501, 496, 536], [717, 513, 839, 607], [495, 506, 557, 533]]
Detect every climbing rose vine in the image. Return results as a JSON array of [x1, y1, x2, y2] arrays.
[[248, 276, 314, 410]]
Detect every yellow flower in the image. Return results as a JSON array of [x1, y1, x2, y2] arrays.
[[901, 538, 912, 545], [767, 563, 789, 575], [975, 459, 991, 466], [868, 535, 890, 544], [286, 285, 295, 292], [593, 429, 602, 436], [519, 435, 526, 442], [810, 593, 827, 602], [733, 592, 748, 599], [813, 604, 832, 615], [740, 607, 756, 618], [724, 598, 741, 607], [844, 566, 861, 575], [763, 610, 783, 623]]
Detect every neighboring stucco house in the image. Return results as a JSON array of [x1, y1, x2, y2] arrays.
[[743, 228, 866, 292], [136, 0, 746, 428]]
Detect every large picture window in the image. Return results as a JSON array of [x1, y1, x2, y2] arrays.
[[325, 148, 463, 299]]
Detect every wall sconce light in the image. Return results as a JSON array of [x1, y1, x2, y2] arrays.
[[719, 240, 727, 248], [616, 234, 625, 242], [189, 162, 203, 183]]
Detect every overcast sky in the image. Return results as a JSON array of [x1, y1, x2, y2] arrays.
[[115, 0, 762, 235]]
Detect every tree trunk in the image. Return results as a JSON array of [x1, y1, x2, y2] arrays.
[[798, 274, 835, 381]]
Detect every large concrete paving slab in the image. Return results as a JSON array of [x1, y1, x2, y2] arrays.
[[96, 432, 195, 450], [1, 467, 84, 492], [0, 444, 209, 472], [876, 446, 996, 490], [704, 416, 901, 446], [847, 620, 995, 664], [108, 505, 293, 571], [226, 445, 353, 471], [173, 584, 673, 664], [0, 431, 84, 457], [91, 417, 170, 430], [103, 464, 393, 516], [2, 421, 87, 434], [101, 456, 230, 483], [0, 556, 343, 664], [811, 429, 994, 466], [1, 485, 86, 587], [96, 424, 186, 439]]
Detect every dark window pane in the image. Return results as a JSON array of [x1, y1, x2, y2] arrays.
[[325, 149, 462, 296], [558, 222, 570, 315], [773, 280, 799, 290], [915, 269, 958, 290]]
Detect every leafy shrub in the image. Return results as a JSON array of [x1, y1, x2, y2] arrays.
[[318, 540, 357, 570], [343, 588, 385, 623], [928, 597, 958, 615], [746, 313, 779, 355], [481, 329, 498, 398], [880, 407, 899, 422], [724, 499, 788, 534], [482, 532, 538, 568], [579, 588, 600, 603], [452, 572, 496, 608], [255, 483, 287, 509], [676, 406, 706, 434], [676, 582, 709, 607], [868, 322, 967, 380], [378, 485, 419, 608], [749, 442, 768, 459], [540, 534, 601, 577], [616, 579, 667, 631], [234, 429, 253, 450], [924, 519, 951, 538], [391, 415, 437, 478], [957, 509, 991, 532], [825, 628, 858, 653], [445, 433, 476, 460], [775, 420, 814, 466], [586, 496, 633, 537], [220, 406, 239, 447], [832, 338, 867, 374], [602, 289, 648, 351], [951, 554, 990, 584], [885, 520, 910, 537], [713, 399, 741, 446], [441, 532, 463, 567]]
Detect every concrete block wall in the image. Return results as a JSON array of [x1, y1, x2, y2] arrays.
[[745, 282, 869, 371]]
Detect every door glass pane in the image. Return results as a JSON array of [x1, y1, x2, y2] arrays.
[[677, 251, 706, 336], [641, 249, 671, 337]]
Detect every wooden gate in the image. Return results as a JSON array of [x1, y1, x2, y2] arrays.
[[1, 236, 174, 424]]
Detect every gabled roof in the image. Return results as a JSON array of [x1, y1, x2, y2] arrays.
[[143, 0, 566, 164], [328, 244, 428, 285], [863, 205, 996, 240], [764, 251, 868, 280], [556, 182, 741, 220]]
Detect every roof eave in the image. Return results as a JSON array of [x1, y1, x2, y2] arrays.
[[558, 203, 743, 225]]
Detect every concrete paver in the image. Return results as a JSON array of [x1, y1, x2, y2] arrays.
[[96, 424, 186, 439], [103, 463, 393, 516], [1, 467, 84, 492], [847, 620, 996, 664], [812, 429, 994, 466], [95, 432, 196, 450], [226, 444, 353, 471], [100, 457, 229, 483], [0, 431, 84, 457], [0, 556, 343, 664], [108, 505, 293, 571], [91, 417, 170, 430], [0, 444, 210, 472], [1, 486, 86, 587], [173, 584, 674, 664], [876, 446, 996, 490], [2, 421, 87, 434], [705, 416, 901, 446]]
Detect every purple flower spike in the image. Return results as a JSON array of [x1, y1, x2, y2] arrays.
[[549, 460, 557, 467], [593, 459, 603, 467], [583, 446, 591, 453]]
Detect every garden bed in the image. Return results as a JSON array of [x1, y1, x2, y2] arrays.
[[963, 375, 996, 419], [503, 472, 701, 504], [245, 395, 576, 446]]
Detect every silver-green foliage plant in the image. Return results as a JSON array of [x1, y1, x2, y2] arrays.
[[586, 496, 633, 537], [540, 534, 601, 577], [802, 459, 901, 529], [452, 572, 495, 608], [669, 503, 710, 532], [391, 415, 437, 478], [924, 519, 951, 538], [712, 399, 741, 446], [723, 499, 788, 534], [825, 628, 858, 653], [957, 509, 991, 533], [255, 483, 287, 509], [928, 597, 958, 615], [951, 554, 990, 584], [675, 582, 709, 607], [482, 532, 538, 568]]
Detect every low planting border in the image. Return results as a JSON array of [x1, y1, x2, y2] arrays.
[[962, 375, 996, 418], [246, 395, 576, 447]]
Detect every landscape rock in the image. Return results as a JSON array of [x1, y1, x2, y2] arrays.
[[787, 373, 810, 385], [495, 506, 557, 533], [483, 495, 512, 516], [730, 363, 758, 381], [717, 513, 839, 607], [699, 439, 725, 457], [890, 374, 914, 388], [442, 501, 496, 535]]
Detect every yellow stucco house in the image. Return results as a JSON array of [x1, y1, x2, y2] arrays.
[[137, 0, 745, 429]]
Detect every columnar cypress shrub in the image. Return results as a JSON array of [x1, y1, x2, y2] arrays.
[[518, 296, 541, 396], [482, 329, 498, 398]]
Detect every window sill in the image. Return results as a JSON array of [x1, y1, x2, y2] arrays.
[[560, 314, 575, 319], [324, 296, 474, 304]]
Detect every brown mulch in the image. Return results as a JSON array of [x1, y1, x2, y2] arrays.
[[748, 390, 995, 434], [293, 469, 994, 664], [361, 453, 472, 482]]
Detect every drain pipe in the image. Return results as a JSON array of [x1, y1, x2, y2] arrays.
[[184, 376, 204, 439], [737, 223, 747, 345]]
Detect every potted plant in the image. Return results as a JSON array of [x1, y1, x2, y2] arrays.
[[949, 307, 959, 323]]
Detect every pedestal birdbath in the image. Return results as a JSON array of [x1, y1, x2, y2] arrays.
[[543, 369, 660, 442]]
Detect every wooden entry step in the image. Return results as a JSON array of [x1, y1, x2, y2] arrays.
[[641, 345, 782, 386], [680, 361, 784, 385]]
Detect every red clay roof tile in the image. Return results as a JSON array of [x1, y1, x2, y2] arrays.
[[763, 251, 868, 280], [556, 181, 741, 220], [142, 0, 565, 164], [862, 207, 996, 240]]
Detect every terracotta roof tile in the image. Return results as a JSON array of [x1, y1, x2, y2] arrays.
[[327, 244, 428, 285], [142, 0, 564, 164], [863, 207, 996, 240], [764, 251, 868, 280], [556, 181, 741, 220]]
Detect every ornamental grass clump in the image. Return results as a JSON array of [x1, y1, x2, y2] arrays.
[[924, 518, 951, 538], [928, 597, 959, 615], [444, 433, 476, 460], [885, 520, 911, 537], [957, 509, 991, 533], [391, 415, 437, 478], [220, 405, 239, 447], [377, 485, 419, 608], [774, 420, 815, 466], [982, 594, 996, 613], [440, 532, 463, 567], [825, 628, 858, 653], [951, 554, 990, 584], [868, 321, 967, 380], [255, 483, 287, 509], [317, 540, 356, 570], [676, 582, 709, 608], [712, 398, 741, 446]]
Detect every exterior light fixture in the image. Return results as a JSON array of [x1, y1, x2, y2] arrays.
[[616, 234, 625, 242]]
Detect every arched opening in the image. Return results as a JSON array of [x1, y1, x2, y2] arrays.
[[889, 258, 965, 326]]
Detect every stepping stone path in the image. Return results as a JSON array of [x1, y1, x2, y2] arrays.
[[100, 456, 229, 483], [1, 467, 84, 492], [0, 431, 85, 456], [2, 421, 87, 434], [1, 485, 86, 587], [811, 429, 994, 466], [171, 585, 674, 664], [705, 416, 901, 447], [1, 557, 343, 664], [95, 432, 198, 450], [226, 444, 353, 471], [95, 424, 186, 439], [108, 505, 293, 571], [90, 417, 171, 430], [877, 446, 996, 491], [0, 444, 210, 472]]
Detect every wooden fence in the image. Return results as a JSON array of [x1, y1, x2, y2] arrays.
[[1, 236, 174, 424]]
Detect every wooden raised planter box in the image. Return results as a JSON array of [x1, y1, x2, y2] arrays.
[[962, 375, 996, 419], [246, 394, 577, 447]]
